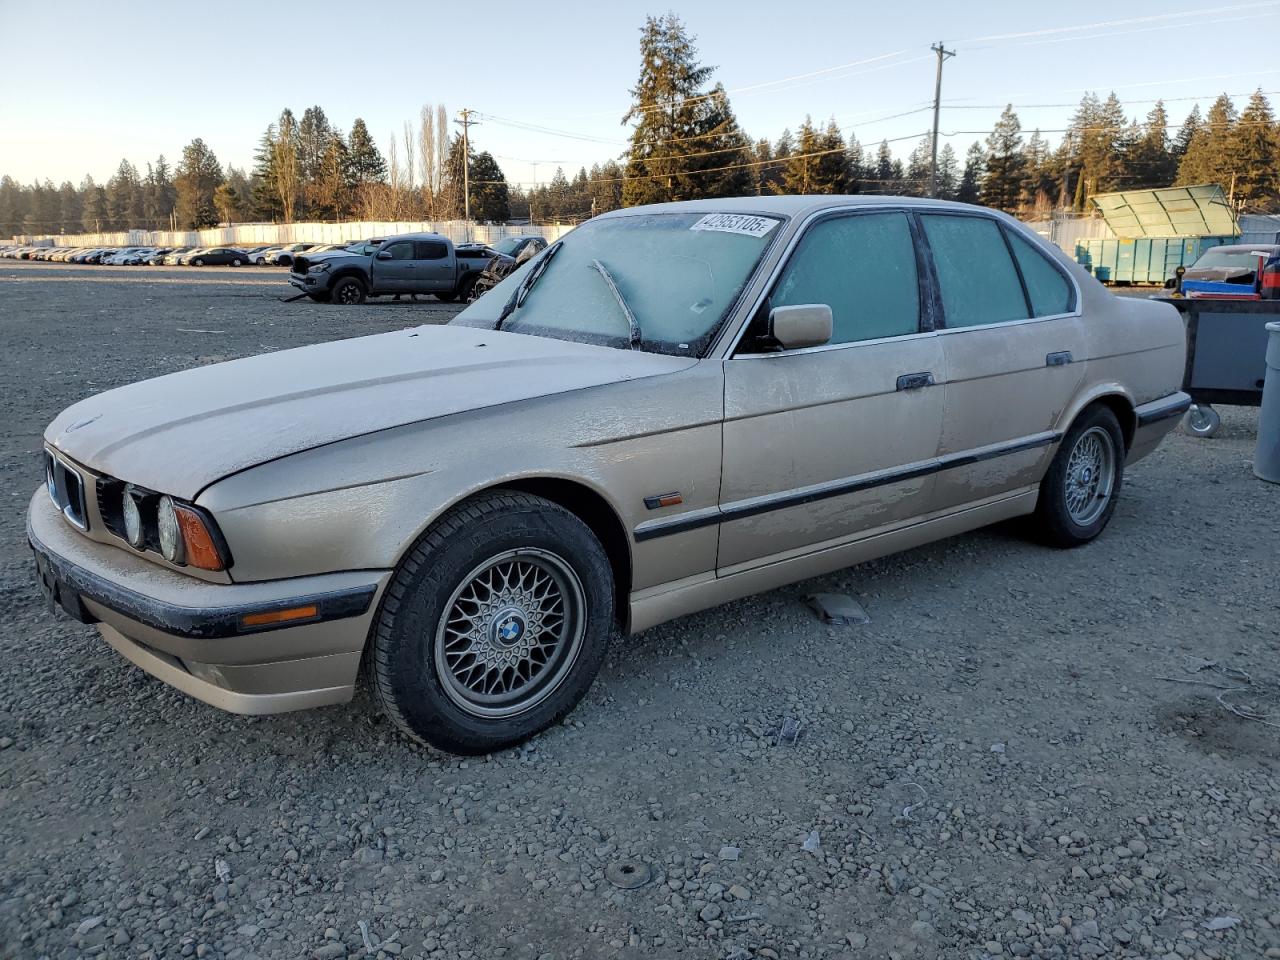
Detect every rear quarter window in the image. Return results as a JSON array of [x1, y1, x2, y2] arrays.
[[1005, 229, 1074, 316]]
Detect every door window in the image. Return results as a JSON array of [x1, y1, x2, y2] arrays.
[[1005, 229, 1074, 316], [921, 215, 1029, 327], [382, 241, 415, 260], [768, 212, 920, 345], [415, 241, 448, 259]]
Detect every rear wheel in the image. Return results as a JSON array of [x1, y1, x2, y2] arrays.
[[1032, 405, 1125, 547], [434, 289, 459, 302], [230, 258, 242, 267], [369, 491, 615, 754], [331, 277, 367, 305], [193, 258, 205, 266]]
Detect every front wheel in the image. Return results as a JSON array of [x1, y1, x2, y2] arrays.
[[434, 290, 459, 302], [230, 259, 242, 267], [369, 491, 615, 755], [193, 258, 204, 266], [1032, 405, 1125, 547], [331, 277, 367, 305]]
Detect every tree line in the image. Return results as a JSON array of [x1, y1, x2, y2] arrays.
[[5, 13, 1280, 237]]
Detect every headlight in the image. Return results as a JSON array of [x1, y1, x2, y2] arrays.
[[308, 262, 330, 274], [158, 496, 184, 564], [158, 495, 229, 571], [122, 486, 144, 548]]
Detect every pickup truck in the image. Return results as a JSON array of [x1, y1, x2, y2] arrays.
[[289, 232, 494, 305]]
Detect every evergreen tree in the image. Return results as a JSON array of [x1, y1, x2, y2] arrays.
[[1176, 93, 1238, 188], [1229, 90, 1280, 209], [313, 131, 352, 220], [0, 175, 25, 236], [1021, 130, 1056, 211], [106, 159, 142, 230], [174, 138, 224, 228], [846, 134, 865, 194], [1172, 104, 1203, 162], [1126, 101, 1176, 188], [980, 105, 1025, 212], [781, 117, 822, 194], [81, 179, 108, 232], [935, 143, 959, 200], [470, 151, 510, 221], [957, 142, 983, 204], [297, 106, 332, 189], [144, 155, 177, 228], [348, 118, 387, 184], [57, 181, 80, 232], [868, 140, 895, 194], [621, 14, 751, 205], [904, 134, 934, 197], [250, 126, 282, 221], [588, 159, 624, 213]]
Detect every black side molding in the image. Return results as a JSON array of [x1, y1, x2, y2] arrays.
[[634, 431, 1062, 543]]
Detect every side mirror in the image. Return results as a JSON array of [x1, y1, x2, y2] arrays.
[[376, 250, 393, 260], [769, 304, 832, 350]]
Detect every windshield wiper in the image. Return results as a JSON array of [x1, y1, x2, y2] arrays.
[[589, 258, 641, 349], [495, 240, 562, 330]]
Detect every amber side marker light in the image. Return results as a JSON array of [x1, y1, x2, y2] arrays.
[[173, 504, 227, 571], [240, 605, 320, 629]]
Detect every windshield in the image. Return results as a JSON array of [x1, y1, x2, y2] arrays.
[[1193, 248, 1277, 270], [490, 237, 525, 256], [453, 212, 782, 355]]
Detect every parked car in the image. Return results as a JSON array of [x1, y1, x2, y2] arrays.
[[156, 248, 191, 265], [263, 243, 317, 267], [250, 246, 283, 265], [142, 248, 175, 265], [1175, 243, 1280, 299], [189, 247, 249, 267], [289, 233, 491, 303], [175, 248, 207, 265], [468, 236, 548, 301], [29, 196, 1190, 755]]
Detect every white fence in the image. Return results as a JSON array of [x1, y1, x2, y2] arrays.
[[10, 220, 575, 249]]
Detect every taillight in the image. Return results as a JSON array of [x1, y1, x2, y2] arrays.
[[1262, 264, 1280, 298]]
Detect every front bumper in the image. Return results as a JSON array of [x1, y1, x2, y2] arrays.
[[289, 273, 324, 291], [28, 490, 389, 715]]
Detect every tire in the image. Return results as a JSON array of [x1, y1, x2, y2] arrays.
[[193, 258, 204, 266], [1182, 404, 1221, 438], [1032, 405, 1125, 547], [331, 276, 367, 305], [230, 259, 242, 267], [370, 491, 615, 755], [434, 290, 459, 302]]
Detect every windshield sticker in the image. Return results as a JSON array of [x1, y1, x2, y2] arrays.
[[689, 214, 778, 238]]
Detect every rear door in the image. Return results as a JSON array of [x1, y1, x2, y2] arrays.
[[717, 209, 945, 574], [918, 213, 1084, 510], [412, 240, 454, 291]]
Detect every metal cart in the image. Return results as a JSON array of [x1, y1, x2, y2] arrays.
[[1154, 297, 1280, 436]]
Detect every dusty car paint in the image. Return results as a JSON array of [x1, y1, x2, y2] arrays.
[[30, 195, 1189, 718]]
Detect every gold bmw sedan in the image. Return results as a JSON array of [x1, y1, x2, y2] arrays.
[[29, 197, 1191, 754]]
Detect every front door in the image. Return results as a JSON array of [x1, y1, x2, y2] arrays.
[[718, 210, 945, 575], [369, 239, 418, 294], [916, 213, 1086, 510]]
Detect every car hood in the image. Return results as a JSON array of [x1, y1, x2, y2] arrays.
[[45, 325, 696, 499], [294, 250, 366, 269]]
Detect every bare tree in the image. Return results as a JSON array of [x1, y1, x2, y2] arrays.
[[402, 120, 416, 198], [387, 133, 404, 219], [271, 113, 301, 223], [436, 104, 449, 207], [419, 105, 437, 218]]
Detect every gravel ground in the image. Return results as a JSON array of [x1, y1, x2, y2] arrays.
[[1, 261, 1277, 960]]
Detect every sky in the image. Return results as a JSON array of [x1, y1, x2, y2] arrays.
[[2, 0, 1280, 192]]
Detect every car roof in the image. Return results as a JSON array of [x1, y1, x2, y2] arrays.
[[382, 232, 448, 242], [598, 194, 988, 220], [1203, 243, 1280, 254]]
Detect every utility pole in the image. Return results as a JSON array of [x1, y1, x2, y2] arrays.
[[928, 41, 956, 198], [454, 108, 477, 230]]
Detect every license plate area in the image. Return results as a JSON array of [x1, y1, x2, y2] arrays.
[[32, 548, 96, 624]]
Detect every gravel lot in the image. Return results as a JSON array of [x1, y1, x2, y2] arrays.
[[1, 261, 1278, 960]]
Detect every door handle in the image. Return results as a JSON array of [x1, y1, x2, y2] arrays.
[[896, 372, 935, 391]]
